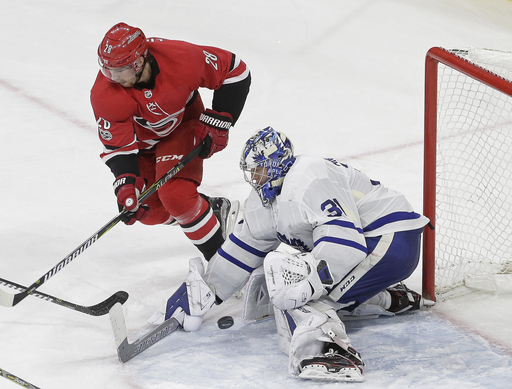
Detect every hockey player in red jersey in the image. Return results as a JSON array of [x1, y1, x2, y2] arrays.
[[91, 23, 250, 260]]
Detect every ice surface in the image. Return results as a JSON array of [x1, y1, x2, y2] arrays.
[[1, 0, 512, 388]]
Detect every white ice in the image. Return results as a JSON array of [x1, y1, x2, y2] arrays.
[[1, 1, 512, 388]]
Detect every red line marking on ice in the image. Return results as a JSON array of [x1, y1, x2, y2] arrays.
[[341, 140, 424, 160], [434, 309, 512, 357], [0, 78, 92, 130]]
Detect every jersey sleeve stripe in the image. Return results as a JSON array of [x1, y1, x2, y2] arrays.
[[230, 54, 241, 72], [314, 236, 368, 255], [218, 247, 257, 273], [222, 68, 250, 85], [100, 134, 139, 163], [229, 233, 269, 257], [363, 211, 422, 233], [324, 220, 364, 234], [100, 146, 139, 163]]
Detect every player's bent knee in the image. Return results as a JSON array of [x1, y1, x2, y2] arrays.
[[158, 178, 201, 218], [391, 229, 422, 279]]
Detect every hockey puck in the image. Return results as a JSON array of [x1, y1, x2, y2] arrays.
[[217, 315, 234, 329]]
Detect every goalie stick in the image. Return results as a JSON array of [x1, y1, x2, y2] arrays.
[[0, 367, 41, 389], [0, 141, 205, 308], [109, 302, 180, 363], [0, 277, 128, 316]]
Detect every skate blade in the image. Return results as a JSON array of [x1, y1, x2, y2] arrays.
[[299, 365, 365, 382]]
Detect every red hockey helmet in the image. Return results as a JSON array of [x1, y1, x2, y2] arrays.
[[98, 23, 148, 71]]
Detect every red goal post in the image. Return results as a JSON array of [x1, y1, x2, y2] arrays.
[[423, 47, 512, 301]]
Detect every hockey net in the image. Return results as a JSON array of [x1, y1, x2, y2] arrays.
[[423, 47, 512, 301]]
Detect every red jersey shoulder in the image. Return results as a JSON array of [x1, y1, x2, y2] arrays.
[[147, 38, 234, 90]]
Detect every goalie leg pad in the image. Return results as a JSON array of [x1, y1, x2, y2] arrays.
[[148, 257, 215, 331], [264, 251, 325, 310], [291, 301, 364, 382], [167, 257, 215, 332], [242, 266, 274, 324], [273, 298, 359, 378]]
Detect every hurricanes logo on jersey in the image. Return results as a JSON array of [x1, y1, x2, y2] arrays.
[[134, 104, 185, 137]]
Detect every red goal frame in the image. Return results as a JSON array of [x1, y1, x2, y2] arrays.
[[422, 47, 512, 301]]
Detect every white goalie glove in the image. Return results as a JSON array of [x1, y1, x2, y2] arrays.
[[263, 251, 331, 310]]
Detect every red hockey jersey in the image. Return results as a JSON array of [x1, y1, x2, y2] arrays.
[[91, 38, 250, 165]]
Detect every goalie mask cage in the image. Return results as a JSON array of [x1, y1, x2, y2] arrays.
[[423, 47, 512, 301]]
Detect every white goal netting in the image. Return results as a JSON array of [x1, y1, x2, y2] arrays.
[[435, 48, 512, 299]]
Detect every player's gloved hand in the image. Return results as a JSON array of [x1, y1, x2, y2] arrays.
[[264, 252, 327, 310], [195, 109, 233, 159], [113, 173, 151, 225]]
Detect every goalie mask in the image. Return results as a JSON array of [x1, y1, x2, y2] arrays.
[[240, 127, 296, 206]]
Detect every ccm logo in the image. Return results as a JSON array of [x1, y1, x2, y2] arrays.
[[339, 275, 356, 294], [156, 155, 183, 163]]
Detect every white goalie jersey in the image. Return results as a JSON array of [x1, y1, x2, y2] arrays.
[[205, 155, 429, 301]]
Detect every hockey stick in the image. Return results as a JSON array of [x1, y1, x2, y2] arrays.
[[0, 277, 128, 316], [0, 141, 205, 308], [108, 280, 191, 362], [328, 233, 394, 301], [109, 302, 180, 363], [0, 367, 41, 389]]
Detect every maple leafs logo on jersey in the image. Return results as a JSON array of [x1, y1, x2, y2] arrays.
[[277, 232, 311, 252]]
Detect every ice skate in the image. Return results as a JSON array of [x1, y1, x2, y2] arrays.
[[208, 196, 240, 239], [386, 282, 433, 313], [299, 347, 364, 382]]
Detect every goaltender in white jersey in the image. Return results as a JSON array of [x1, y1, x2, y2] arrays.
[[161, 126, 430, 382]]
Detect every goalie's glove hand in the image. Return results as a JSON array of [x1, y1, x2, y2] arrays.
[[113, 173, 151, 225], [264, 252, 327, 310], [195, 109, 233, 159]]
